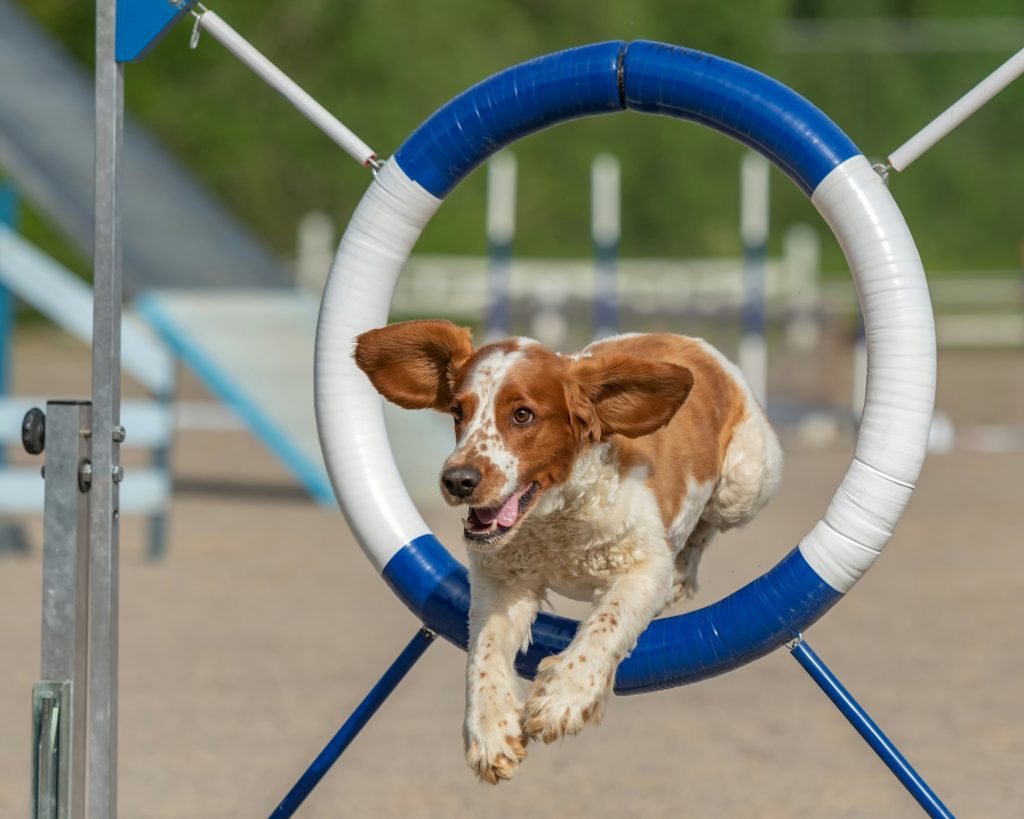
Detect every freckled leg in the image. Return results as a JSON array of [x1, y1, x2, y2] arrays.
[[524, 547, 674, 744], [464, 566, 542, 784]]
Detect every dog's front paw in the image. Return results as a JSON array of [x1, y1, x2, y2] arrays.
[[464, 704, 528, 784], [524, 653, 609, 744]]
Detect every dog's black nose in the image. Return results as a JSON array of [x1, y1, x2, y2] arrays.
[[442, 466, 481, 499]]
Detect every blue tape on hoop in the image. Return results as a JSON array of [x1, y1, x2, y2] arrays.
[[394, 41, 625, 198], [395, 39, 859, 199], [383, 535, 841, 695], [116, 0, 199, 63], [384, 40, 858, 693], [621, 41, 858, 195]]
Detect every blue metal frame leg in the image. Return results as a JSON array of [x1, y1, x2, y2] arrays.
[[789, 637, 955, 818], [270, 627, 437, 818]]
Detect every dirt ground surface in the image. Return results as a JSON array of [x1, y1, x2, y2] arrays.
[[1, 327, 1023, 818]]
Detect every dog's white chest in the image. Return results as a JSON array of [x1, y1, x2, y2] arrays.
[[477, 446, 667, 598]]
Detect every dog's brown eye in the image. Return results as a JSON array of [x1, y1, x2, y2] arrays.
[[451, 402, 463, 423], [512, 407, 534, 426]]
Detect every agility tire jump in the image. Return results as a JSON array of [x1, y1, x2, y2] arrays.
[[314, 40, 935, 694]]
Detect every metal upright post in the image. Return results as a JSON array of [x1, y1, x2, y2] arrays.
[[90, 0, 124, 815], [31, 402, 92, 819]]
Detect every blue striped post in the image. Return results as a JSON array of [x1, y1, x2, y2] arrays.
[[852, 310, 867, 421], [485, 153, 516, 341], [591, 154, 620, 339], [739, 151, 770, 406], [782, 224, 822, 352]]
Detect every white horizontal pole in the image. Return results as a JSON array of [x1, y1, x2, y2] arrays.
[[195, 10, 376, 167], [888, 47, 1024, 172]]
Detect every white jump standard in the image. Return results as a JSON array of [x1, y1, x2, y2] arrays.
[[305, 40, 951, 818]]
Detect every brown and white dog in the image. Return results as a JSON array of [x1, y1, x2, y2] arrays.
[[354, 320, 782, 784]]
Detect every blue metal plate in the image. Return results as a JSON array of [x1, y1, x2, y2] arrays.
[[116, 0, 197, 63]]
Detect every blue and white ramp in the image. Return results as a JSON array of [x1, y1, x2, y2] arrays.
[[138, 289, 453, 505], [314, 41, 936, 694]]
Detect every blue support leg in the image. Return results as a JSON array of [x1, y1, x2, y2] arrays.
[[789, 637, 955, 818], [270, 627, 437, 818]]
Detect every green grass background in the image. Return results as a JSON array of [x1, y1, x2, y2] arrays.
[[6, 0, 1023, 283]]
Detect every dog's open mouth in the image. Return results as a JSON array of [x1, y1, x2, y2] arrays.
[[462, 482, 540, 547]]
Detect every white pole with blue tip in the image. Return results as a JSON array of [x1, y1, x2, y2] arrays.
[[591, 153, 621, 340], [485, 153, 517, 341], [739, 151, 770, 406]]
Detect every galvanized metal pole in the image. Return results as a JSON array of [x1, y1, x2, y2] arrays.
[[90, 0, 123, 815], [33, 401, 92, 819]]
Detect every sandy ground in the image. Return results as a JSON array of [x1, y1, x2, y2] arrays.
[[1, 327, 1023, 818]]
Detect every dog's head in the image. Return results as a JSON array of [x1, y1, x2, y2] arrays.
[[354, 321, 693, 552]]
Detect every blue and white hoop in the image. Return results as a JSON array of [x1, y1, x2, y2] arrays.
[[314, 41, 935, 694]]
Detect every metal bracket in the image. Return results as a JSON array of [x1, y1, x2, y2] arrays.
[[35, 402, 91, 819], [115, 0, 199, 63], [31, 681, 70, 819]]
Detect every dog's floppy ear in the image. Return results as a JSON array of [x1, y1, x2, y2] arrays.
[[353, 320, 474, 410], [568, 354, 694, 440]]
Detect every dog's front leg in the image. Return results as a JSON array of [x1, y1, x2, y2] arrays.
[[524, 546, 674, 744], [464, 565, 542, 784]]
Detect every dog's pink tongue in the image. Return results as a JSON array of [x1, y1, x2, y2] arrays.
[[473, 489, 523, 528], [496, 489, 522, 527]]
